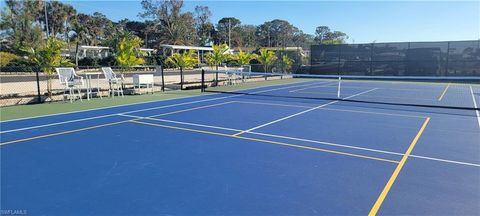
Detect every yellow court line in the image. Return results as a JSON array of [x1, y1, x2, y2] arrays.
[[368, 117, 430, 216], [131, 120, 400, 164], [438, 83, 450, 101], [0, 120, 131, 145], [232, 131, 246, 136], [0, 101, 236, 145]]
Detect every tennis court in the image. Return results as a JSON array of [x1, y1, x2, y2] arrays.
[[1, 72, 479, 215]]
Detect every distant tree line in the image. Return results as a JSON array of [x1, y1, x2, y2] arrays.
[[0, 0, 349, 68]]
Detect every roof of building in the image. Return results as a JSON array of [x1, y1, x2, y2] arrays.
[[159, 44, 214, 51]]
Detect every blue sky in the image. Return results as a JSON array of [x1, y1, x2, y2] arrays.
[[60, 0, 479, 43]]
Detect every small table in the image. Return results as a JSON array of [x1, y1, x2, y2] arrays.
[[82, 72, 103, 100], [133, 74, 154, 94]]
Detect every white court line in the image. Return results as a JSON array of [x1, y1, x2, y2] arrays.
[[297, 90, 438, 102], [247, 131, 480, 167], [1, 79, 320, 124], [0, 114, 123, 134], [120, 115, 480, 168], [0, 93, 195, 123], [314, 107, 426, 119], [233, 101, 315, 109], [409, 155, 480, 167], [233, 100, 425, 119], [470, 85, 480, 129], [176, 97, 426, 120], [233, 88, 378, 136], [0, 80, 322, 134], [289, 81, 338, 92], [119, 114, 241, 132]]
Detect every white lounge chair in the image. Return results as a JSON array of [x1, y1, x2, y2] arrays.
[[101, 67, 124, 97], [56, 67, 84, 103]]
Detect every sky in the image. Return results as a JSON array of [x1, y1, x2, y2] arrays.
[[59, 0, 479, 43]]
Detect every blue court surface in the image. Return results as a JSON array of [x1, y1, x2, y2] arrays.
[[1, 79, 479, 215]]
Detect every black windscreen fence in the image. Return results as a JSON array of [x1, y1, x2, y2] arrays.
[[310, 40, 480, 76]]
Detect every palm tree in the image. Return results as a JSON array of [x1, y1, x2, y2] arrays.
[[234, 50, 257, 66], [205, 44, 230, 70], [204, 44, 229, 85], [25, 37, 73, 99], [281, 54, 294, 73], [257, 48, 277, 73], [71, 14, 92, 67], [166, 50, 198, 89]]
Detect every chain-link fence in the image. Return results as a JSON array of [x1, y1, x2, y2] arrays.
[[0, 65, 211, 107], [309, 40, 480, 76]]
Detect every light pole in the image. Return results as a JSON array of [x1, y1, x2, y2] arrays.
[[44, 0, 49, 38], [228, 19, 231, 48]]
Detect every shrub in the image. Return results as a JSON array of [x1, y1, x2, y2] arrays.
[[0, 52, 21, 66]]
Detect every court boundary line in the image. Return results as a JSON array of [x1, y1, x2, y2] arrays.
[[1, 79, 317, 123], [368, 117, 430, 216], [1, 80, 323, 134], [470, 85, 480, 129], [233, 101, 426, 119], [121, 114, 408, 158], [0, 100, 238, 145], [0, 120, 132, 145], [233, 101, 315, 109], [294, 86, 445, 93], [438, 83, 450, 101], [119, 114, 242, 132], [128, 116, 479, 168], [233, 88, 378, 136], [129, 120, 399, 164], [2, 82, 337, 144], [4, 108, 478, 168], [295, 90, 441, 102]]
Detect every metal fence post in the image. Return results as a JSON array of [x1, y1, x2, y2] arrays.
[[180, 67, 184, 90], [201, 69, 205, 92], [337, 45, 342, 76], [369, 43, 374, 75], [35, 69, 42, 103], [160, 65, 165, 92], [445, 41, 450, 76]]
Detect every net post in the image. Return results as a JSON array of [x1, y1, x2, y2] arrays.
[[337, 76, 342, 98], [160, 65, 165, 92], [35, 67, 42, 103], [201, 69, 205, 92]]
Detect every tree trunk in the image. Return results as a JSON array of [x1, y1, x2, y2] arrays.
[[215, 65, 219, 86], [47, 75, 53, 99], [264, 64, 268, 80]]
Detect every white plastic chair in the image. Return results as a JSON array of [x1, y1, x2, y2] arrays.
[[241, 65, 252, 82], [224, 66, 244, 85], [101, 67, 124, 97], [56, 67, 84, 102]]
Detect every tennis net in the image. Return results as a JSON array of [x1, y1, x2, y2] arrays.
[[200, 69, 480, 111]]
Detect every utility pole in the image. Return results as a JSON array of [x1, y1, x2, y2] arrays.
[[228, 19, 231, 48], [44, 0, 49, 38]]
